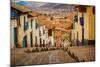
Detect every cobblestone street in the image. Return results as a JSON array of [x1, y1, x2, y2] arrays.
[[11, 45, 95, 66], [11, 49, 76, 66]]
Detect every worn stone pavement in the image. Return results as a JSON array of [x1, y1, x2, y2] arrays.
[[67, 45, 95, 61], [11, 49, 75, 66], [11, 46, 95, 66]]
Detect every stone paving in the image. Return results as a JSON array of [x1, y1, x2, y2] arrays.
[[67, 45, 95, 62], [11, 45, 95, 66], [11, 49, 75, 66]]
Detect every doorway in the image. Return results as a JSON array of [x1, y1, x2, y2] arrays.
[[23, 35, 27, 48], [14, 27, 17, 47]]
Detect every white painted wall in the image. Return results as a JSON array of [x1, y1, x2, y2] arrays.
[[10, 19, 17, 48], [32, 17, 40, 46], [39, 25, 49, 46]]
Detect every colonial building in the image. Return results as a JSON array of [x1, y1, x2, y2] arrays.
[[37, 15, 48, 47], [11, 3, 55, 48], [11, 17, 17, 48], [11, 3, 32, 48], [39, 25, 48, 47], [71, 5, 95, 46], [48, 28, 54, 47], [45, 20, 55, 47]]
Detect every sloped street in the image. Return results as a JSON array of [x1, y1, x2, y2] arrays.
[[11, 49, 76, 66]]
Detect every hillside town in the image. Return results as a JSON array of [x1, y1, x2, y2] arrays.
[[11, 1, 95, 66]]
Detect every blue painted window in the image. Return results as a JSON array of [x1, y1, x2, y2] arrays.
[[80, 17, 84, 26], [11, 10, 18, 19]]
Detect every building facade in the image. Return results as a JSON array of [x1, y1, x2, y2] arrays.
[[39, 25, 49, 47], [71, 5, 95, 46], [11, 3, 32, 48], [11, 3, 55, 48]]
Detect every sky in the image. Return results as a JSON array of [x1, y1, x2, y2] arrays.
[[11, 0, 47, 7]]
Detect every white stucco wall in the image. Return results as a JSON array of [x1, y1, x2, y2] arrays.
[[32, 17, 40, 46], [10, 19, 17, 48], [39, 25, 49, 46]]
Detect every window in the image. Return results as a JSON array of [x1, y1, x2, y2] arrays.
[[24, 16, 26, 31], [79, 13, 84, 26], [35, 22, 38, 30], [43, 26, 45, 34], [74, 10, 78, 22], [93, 7, 95, 15], [80, 17, 84, 26], [14, 27, 17, 47], [24, 16, 28, 31], [35, 18, 38, 30], [31, 19, 33, 28], [40, 38, 42, 47], [48, 29, 52, 36], [39, 29, 41, 36], [74, 15, 78, 22], [71, 23, 73, 29], [43, 40, 45, 47], [23, 35, 27, 48], [30, 32, 33, 47], [35, 36, 37, 47], [11, 10, 18, 19]]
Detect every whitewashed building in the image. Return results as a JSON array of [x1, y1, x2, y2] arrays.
[[32, 17, 40, 47], [11, 3, 55, 48], [11, 3, 32, 48], [39, 25, 49, 47]]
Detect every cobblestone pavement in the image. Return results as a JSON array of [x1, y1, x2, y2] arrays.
[[67, 46, 95, 62], [11, 49, 76, 66], [11, 46, 95, 66]]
